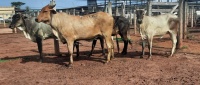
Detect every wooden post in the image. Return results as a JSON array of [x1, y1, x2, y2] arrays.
[[104, 5, 108, 13], [134, 9, 137, 34], [115, 7, 120, 16], [3, 14, 6, 27], [129, 0, 132, 25], [73, 9, 76, 15], [147, 0, 152, 16], [177, 0, 183, 49], [191, 6, 194, 27], [108, 2, 112, 16], [121, 2, 125, 17], [92, 6, 95, 12], [183, 1, 187, 39]]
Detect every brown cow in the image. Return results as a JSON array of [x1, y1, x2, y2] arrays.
[[35, 4, 114, 66]]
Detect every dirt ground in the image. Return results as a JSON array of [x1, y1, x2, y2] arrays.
[[0, 26, 200, 85]]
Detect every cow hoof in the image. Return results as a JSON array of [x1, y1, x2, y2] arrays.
[[140, 56, 143, 59], [39, 59, 44, 63], [104, 60, 110, 64], [66, 64, 73, 68], [121, 52, 127, 55], [75, 56, 79, 59], [146, 57, 152, 60], [111, 57, 115, 60]]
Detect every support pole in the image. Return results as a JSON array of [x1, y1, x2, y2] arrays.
[[147, 0, 152, 16], [191, 6, 194, 27], [177, 0, 183, 49], [108, 2, 112, 16], [115, 7, 120, 16], [121, 2, 125, 17], [134, 6, 137, 34], [183, 1, 187, 39]]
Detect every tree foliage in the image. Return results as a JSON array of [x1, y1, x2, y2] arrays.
[[11, 1, 25, 10]]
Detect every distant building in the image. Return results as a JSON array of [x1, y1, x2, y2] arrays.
[[0, 6, 15, 19]]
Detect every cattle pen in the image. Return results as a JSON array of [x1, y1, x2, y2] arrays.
[[1, 0, 200, 85]]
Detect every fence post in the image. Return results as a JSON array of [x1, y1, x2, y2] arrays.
[[134, 9, 137, 35], [191, 6, 194, 27], [108, 2, 112, 16], [177, 0, 183, 49], [121, 2, 125, 17], [183, 1, 188, 39]]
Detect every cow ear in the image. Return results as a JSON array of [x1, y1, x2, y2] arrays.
[[50, 9, 57, 14]]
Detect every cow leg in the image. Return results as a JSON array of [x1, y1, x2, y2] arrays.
[[122, 40, 128, 55], [104, 36, 114, 63], [169, 32, 177, 57], [141, 40, 145, 58], [147, 36, 153, 59], [119, 33, 129, 55], [99, 37, 105, 56], [36, 38, 43, 62], [73, 41, 79, 58], [89, 37, 105, 57], [66, 39, 74, 67], [89, 39, 97, 57]]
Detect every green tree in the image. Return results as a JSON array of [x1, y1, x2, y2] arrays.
[[11, 1, 25, 10]]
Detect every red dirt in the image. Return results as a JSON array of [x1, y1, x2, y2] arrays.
[[0, 27, 200, 85]]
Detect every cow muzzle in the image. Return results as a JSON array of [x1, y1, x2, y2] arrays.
[[9, 25, 15, 29], [137, 19, 143, 24]]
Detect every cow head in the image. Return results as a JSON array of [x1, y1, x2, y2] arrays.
[[35, 4, 56, 24], [136, 9, 146, 24], [9, 13, 27, 30]]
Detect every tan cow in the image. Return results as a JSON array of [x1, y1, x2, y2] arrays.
[[35, 4, 114, 66]]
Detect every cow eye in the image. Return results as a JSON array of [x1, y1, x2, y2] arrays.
[[43, 11, 48, 13]]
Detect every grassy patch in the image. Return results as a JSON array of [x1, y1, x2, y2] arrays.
[[0, 59, 10, 63], [113, 38, 131, 41], [113, 38, 123, 41], [0, 58, 20, 63], [181, 46, 188, 49]]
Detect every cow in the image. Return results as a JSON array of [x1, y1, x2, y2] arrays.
[[35, 4, 114, 66], [9, 13, 55, 62], [79, 11, 132, 56], [89, 16, 133, 57], [136, 9, 179, 59], [9, 13, 80, 62]]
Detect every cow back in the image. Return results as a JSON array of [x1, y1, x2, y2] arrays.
[[24, 17, 54, 41], [51, 12, 113, 40]]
